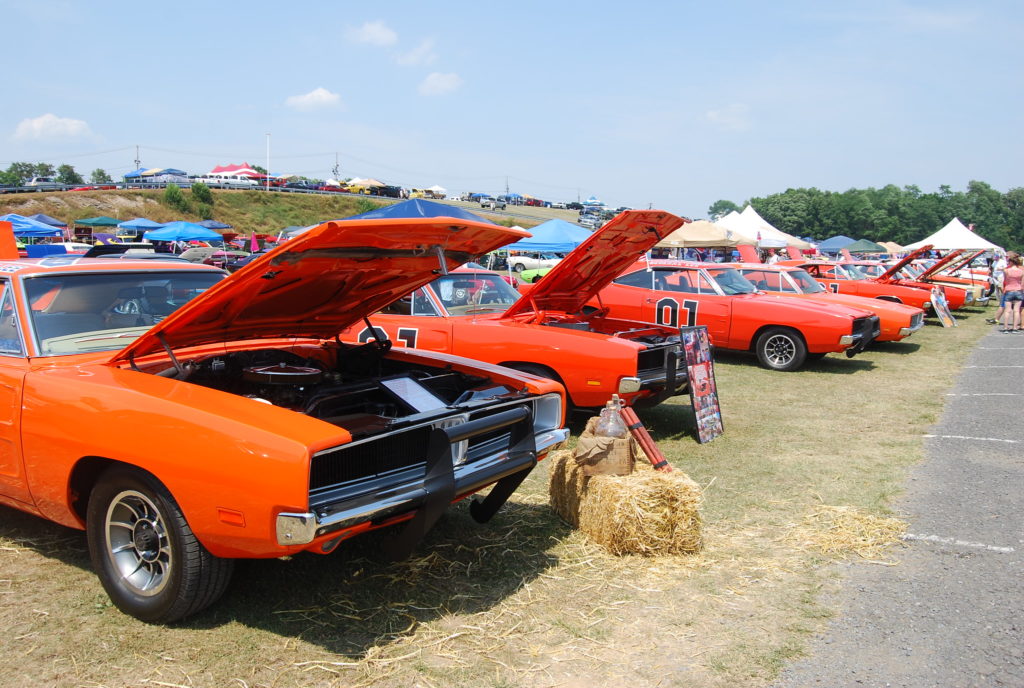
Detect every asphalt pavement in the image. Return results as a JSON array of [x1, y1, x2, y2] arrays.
[[776, 327, 1024, 687]]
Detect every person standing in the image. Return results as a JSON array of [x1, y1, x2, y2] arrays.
[[1000, 255, 1023, 332]]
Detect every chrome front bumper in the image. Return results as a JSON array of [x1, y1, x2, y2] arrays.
[[277, 421, 568, 547]]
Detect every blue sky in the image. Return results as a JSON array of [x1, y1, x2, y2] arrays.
[[2, 1, 1021, 218]]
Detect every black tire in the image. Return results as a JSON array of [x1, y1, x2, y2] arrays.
[[754, 327, 807, 371], [86, 466, 233, 623]]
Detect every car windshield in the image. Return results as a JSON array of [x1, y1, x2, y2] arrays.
[[788, 269, 826, 293], [704, 267, 757, 295], [426, 272, 522, 316], [855, 263, 885, 277], [840, 263, 869, 279], [25, 271, 225, 355]]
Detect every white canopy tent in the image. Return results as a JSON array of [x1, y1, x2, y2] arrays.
[[904, 218, 1003, 252], [716, 208, 812, 249], [656, 220, 757, 248]]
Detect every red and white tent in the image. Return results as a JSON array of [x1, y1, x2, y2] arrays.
[[208, 162, 263, 178]]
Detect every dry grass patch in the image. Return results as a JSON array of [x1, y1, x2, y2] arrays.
[[0, 310, 992, 687]]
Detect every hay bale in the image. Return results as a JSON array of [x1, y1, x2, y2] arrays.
[[548, 450, 586, 527], [548, 451, 703, 555]]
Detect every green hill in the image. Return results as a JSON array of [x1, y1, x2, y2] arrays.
[[0, 188, 538, 236]]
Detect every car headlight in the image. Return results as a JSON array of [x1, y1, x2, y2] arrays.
[[532, 393, 564, 433]]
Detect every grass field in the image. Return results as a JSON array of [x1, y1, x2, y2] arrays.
[[0, 306, 992, 688]]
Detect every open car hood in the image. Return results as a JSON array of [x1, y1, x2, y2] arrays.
[[877, 244, 933, 281], [919, 249, 986, 280], [110, 217, 529, 363], [501, 210, 687, 318]]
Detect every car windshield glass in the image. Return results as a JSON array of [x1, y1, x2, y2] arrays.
[[903, 264, 923, 277], [856, 263, 885, 277], [840, 263, 868, 279], [705, 267, 757, 295], [783, 269, 824, 293], [25, 271, 225, 355], [427, 273, 521, 316]]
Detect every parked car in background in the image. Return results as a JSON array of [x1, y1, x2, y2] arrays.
[[341, 210, 691, 411], [479, 196, 506, 210], [732, 263, 925, 342], [27, 177, 62, 190], [0, 218, 568, 623], [284, 181, 320, 191], [594, 260, 880, 371], [782, 260, 941, 312], [69, 184, 117, 192], [507, 251, 562, 273]]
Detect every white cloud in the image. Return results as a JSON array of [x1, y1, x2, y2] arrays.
[[705, 104, 751, 132], [285, 87, 343, 111], [419, 72, 463, 96], [345, 20, 397, 46], [14, 113, 93, 140], [396, 38, 437, 66]]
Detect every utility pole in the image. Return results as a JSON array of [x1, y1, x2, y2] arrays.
[[505, 176, 509, 196], [332, 152, 340, 181], [133, 145, 141, 171], [266, 133, 271, 191]]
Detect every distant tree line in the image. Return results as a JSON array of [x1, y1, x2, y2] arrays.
[[708, 181, 1024, 251], [0, 162, 113, 186]]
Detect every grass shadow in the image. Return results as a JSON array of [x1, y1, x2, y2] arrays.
[[1, 496, 568, 659], [869, 341, 922, 355], [712, 350, 876, 375]]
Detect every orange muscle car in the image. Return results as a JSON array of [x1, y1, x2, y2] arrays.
[[340, 210, 691, 410], [783, 259, 940, 312], [837, 245, 971, 309], [733, 264, 925, 342], [592, 260, 880, 371], [0, 217, 568, 623]]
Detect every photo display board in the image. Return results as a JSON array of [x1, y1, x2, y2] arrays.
[[680, 326, 724, 443], [932, 288, 957, 328]]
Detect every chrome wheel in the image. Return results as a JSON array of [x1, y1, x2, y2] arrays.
[[755, 327, 807, 371], [104, 489, 172, 596], [762, 334, 796, 367]]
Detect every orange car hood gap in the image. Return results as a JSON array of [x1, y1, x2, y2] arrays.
[[110, 217, 529, 363], [877, 244, 933, 281], [501, 210, 686, 318]]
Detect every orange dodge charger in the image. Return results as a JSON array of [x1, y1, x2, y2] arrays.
[[0, 218, 568, 623]]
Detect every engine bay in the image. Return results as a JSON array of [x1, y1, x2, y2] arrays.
[[176, 343, 526, 437]]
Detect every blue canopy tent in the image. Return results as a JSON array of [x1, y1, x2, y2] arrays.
[[338, 198, 495, 224], [118, 217, 165, 231], [197, 219, 233, 230], [144, 222, 224, 242], [26, 213, 67, 228], [817, 235, 855, 252], [0, 213, 63, 237], [505, 218, 591, 252]]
